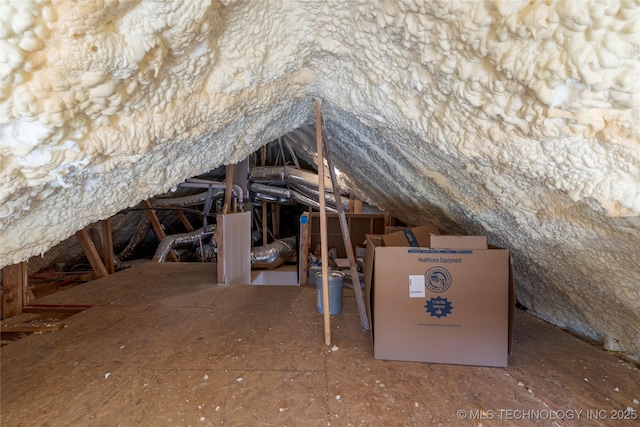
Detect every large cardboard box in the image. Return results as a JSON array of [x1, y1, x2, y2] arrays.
[[364, 235, 513, 367]]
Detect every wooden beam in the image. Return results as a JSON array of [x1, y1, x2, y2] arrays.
[[21, 261, 33, 305], [142, 200, 179, 263], [261, 201, 268, 244], [353, 199, 363, 214], [271, 203, 280, 239], [1, 323, 65, 333], [299, 212, 310, 285], [176, 210, 194, 232], [100, 219, 115, 274], [316, 100, 331, 346], [1, 262, 27, 318], [322, 127, 370, 331], [76, 228, 109, 278], [222, 163, 235, 215]]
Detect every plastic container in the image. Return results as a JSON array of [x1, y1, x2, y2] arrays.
[[308, 265, 322, 285], [314, 270, 345, 315]]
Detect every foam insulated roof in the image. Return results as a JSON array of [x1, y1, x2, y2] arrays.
[[1, 1, 639, 361]]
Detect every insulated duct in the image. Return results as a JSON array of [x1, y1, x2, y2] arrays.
[[250, 166, 334, 191], [152, 224, 216, 262], [250, 236, 296, 270], [179, 178, 245, 210], [251, 184, 339, 212], [153, 191, 223, 208]]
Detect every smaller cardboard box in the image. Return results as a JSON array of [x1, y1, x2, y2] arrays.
[[365, 235, 513, 367], [431, 235, 487, 250], [381, 224, 440, 248]]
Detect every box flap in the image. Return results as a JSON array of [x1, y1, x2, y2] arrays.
[[430, 235, 488, 250], [508, 256, 515, 355], [381, 224, 439, 247], [364, 236, 383, 344]]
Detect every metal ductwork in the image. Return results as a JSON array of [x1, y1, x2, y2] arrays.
[[250, 236, 296, 270], [153, 225, 216, 262]]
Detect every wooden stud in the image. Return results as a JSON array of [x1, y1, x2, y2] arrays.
[[76, 228, 109, 278], [222, 164, 235, 215], [316, 100, 331, 346], [299, 212, 310, 285], [261, 201, 268, 244], [142, 200, 180, 263], [176, 210, 194, 232], [353, 199, 363, 214], [1, 262, 27, 318], [100, 219, 116, 274], [21, 261, 33, 305], [271, 203, 280, 239]]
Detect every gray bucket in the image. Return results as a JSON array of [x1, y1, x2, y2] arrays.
[[315, 270, 345, 315]]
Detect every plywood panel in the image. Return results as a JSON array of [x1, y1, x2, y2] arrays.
[[217, 211, 251, 285]]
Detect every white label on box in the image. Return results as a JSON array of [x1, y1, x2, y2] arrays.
[[409, 275, 425, 298]]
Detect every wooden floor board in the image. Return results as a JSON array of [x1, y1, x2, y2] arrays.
[[1, 262, 639, 427]]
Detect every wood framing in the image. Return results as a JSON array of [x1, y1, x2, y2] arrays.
[[101, 219, 116, 274], [143, 200, 180, 263], [76, 228, 109, 278], [1, 262, 28, 318]]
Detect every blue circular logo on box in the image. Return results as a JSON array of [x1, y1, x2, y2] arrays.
[[425, 267, 452, 293]]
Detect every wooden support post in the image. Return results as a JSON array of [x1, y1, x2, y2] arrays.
[[353, 199, 363, 214], [261, 201, 268, 244], [299, 212, 310, 285], [142, 200, 180, 263], [222, 164, 235, 215], [271, 203, 280, 239], [76, 228, 109, 278], [1, 262, 27, 318], [100, 219, 116, 274], [322, 120, 370, 331], [316, 100, 331, 346], [23, 262, 34, 304]]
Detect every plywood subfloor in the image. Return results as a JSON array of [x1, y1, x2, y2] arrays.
[[1, 262, 639, 426]]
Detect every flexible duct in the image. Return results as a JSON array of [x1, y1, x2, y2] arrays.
[[180, 178, 244, 210], [153, 224, 216, 262], [153, 191, 223, 207], [252, 187, 338, 212], [250, 182, 344, 212], [250, 166, 334, 191], [251, 236, 297, 270], [251, 183, 292, 199], [117, 214, 151, 260], [288, 182, 350, 211]]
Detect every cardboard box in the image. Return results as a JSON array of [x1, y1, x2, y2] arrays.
[[431, 235, 487, 250], [381, 224, 440, 248], [364, 235, 513, 367], [309, 213, 389, 257]]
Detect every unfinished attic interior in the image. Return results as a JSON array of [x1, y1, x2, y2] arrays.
[[1, 0, 639, 425]]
